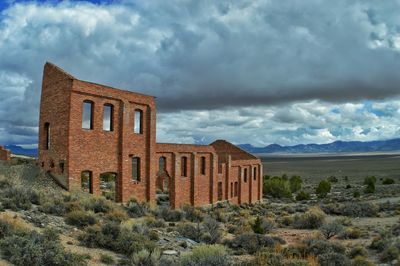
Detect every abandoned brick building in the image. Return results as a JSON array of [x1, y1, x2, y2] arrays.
[[38, 62, 263, 208], [0, 146, 11, 161]]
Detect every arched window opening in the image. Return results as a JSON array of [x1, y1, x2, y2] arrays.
[[230, 182, 233, 198], [159, 156, 166, 173], [134, 109, 143, 134], [200, 156, 206, 175], [253, 167, 257, 180], [103, 104, 114, 131], [44, 122, 50, 150], [244, 168, 248, 183], [59, 161, 65, 174], [81, 171, 93, 193], [218, 182, 223, 201], [82, 100, 94, 129], [234, 182, 238, 197], [100, 172, 117, 201], [132, 157, 141, 181], [181, 156, 188, 177]]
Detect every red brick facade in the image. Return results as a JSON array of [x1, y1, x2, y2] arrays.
[[38, 62, 262, 208], [0, 146, 11, 161]]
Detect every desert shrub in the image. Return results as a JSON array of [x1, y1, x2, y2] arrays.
[[100, 254, 114, 265], [1, 187, 40, 210], [380, 245, 399, 262], [353, 190, 361, 198], [351, 256, 375, 266], [104, 208, 129, 223], [364, 176, 376, 194], [65, 210, 96, 228], [85, 197, 112, 214], [341, 202, 378, 217], [156, 206, 183, 222], [348, 246, 367, 259], [316, 180, 331, 198], [40, 196, 66, 216], [0, 228, 86, 266], [296, 190, 311, 201], [180, 244, 230, 266], [382, 178, 395, 185], [0, 219, 11, 238], [340, 227, 362, 239], [328, 176, 339, 183], [250, 250, 285, 266], [79, 222, 155, 256], [318, 252, 351, 266], [202, 216, 221, 244], [182, 205, 203, 222], [229, 233, 277, 254], [346, 184, 352, 189], [264, 176, 292, 198], [293, 207, 326, 229], [289, 176, 303, 193], [122, 248, 160, 266], [320, 221, 344, 239], [177, 223, 201, 242], [144, 217, 165, 228], [369, 236, 388, 252], [125, 198, 148, 218], [305, 239, 346, 256], [251, 216, 274, 234]]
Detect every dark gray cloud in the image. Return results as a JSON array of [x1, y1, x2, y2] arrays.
[[0, 0, 400, 146]]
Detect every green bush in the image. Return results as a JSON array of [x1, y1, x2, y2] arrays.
[[1, 187, 40, 211], [289, 176, 302, 193], [125, 249, 160, 266], [125, 198, 149, 218], [100, 254, 114, 265], [364, 176, 376, 194], [228, 233, 277, 254], [181, 244, 230, 266], [305, 238, 346, 256], [318, 252, 351, 266], [328, 176, 339, 183], [316, 180, 331, 198], [251, 216, 274, 234], [353, 190, 361, 198], [156, 206, 183, 222], [263, 176, 292, 198], [177, 223, 201, 242], [79, 222, 155, 256], [0, 228, 86, 266], [351, 256, 375, 266], [382, 178, 395, 185], [293, 207, 326, 229], [65, 210, 97, 228], [182, 205, 203, 222], [320, 221, 344, 239], [296, 190, 311, 201]]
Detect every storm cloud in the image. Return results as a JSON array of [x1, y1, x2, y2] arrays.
[[0, 0, 400, 146]]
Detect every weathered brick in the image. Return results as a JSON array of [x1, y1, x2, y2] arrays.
[[38, 62, 263, 208]]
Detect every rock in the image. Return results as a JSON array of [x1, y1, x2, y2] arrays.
[[163, 250, 178, 256]]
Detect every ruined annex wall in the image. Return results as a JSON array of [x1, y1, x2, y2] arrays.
[[0, 146, 10, 161], [156, 144, 218, 208], [38, 63, 73, 179]]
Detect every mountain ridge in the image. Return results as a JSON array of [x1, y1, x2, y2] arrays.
[[238, 138, 400, 154]]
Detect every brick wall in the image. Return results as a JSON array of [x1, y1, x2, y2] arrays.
[[38, 62, 262, 208], [0, 146, 10, 161]]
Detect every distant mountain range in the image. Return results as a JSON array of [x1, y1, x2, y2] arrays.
[[4, 138, 400, 157], [5, 145, 38, 157], [239, 138, 400, 154]]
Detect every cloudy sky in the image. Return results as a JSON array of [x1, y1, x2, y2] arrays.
[[1, 0, 400, 148]]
